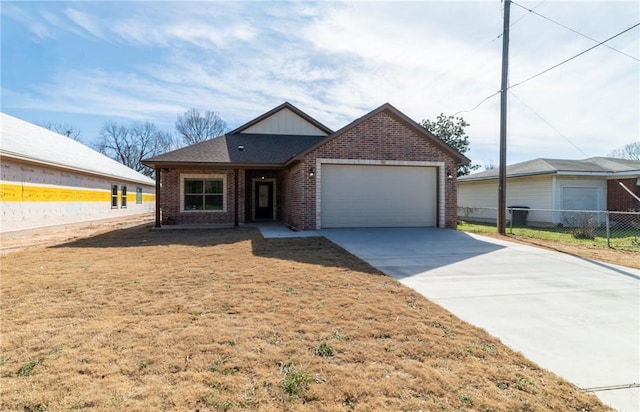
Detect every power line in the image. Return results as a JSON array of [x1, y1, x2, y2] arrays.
[[509, 91, 591, 158], [452, 13, 639, 116], [512, 1, 639, 62], [511, 22, 640, 89], [452, 91, 501, 116], [498, 0, 546, 38]]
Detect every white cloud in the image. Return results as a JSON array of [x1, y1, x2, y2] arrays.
[[2, 1, 638, 165], [64, 8, 106, 40]]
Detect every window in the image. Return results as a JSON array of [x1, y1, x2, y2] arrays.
[[111, 185, 118, 208], [121, 186, 127, 208], [183, 176, 224, 211], [136, 187, 143, 204]]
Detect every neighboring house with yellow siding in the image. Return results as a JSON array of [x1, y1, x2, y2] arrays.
[[0, 113, 155, 233]]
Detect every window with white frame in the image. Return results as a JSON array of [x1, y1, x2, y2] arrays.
[[111, 184, 118, 208], [182, 174, 225, 211], [121, 186, 127, 208]]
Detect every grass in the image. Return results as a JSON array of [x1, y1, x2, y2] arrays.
[[458, 221, 640, 269], [1, 225, 610, 411]]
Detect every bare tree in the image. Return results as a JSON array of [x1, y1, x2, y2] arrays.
[[483, 161, 497, 171], [39, 121, 83, 142], [95, 121, 174, 177], [175, 108, 227, 146], [609, 142, 640, 160]]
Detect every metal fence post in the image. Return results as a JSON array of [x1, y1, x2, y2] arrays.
[[509, 208, 513, 234], [605, 211, 611, 248]]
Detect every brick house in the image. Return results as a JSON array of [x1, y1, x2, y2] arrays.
[[143, 102, 470, 230]]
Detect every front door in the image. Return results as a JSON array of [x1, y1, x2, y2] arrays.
[[254, 181, 274, 220]]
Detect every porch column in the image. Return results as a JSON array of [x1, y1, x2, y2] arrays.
[[234, 168, 239, 227], [155, 167, 161, 228]]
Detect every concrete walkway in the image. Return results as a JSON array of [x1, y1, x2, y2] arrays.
[[321, 228, 640, 412]]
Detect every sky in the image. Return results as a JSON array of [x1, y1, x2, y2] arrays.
[[1, 0, 638, 169]]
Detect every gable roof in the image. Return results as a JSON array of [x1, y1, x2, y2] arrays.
[[289, 103, 471, 165], [229, 102, 333, 135], [459, 157, 640, 182], [143, 102, 472, 168], [1, 113, 155, 185]]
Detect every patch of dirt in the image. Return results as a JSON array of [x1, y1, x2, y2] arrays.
[[1, 225, 610, 411], [0, 214, 154, 255]]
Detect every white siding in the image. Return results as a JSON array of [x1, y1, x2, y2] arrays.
[[458, 175, 554, 225], [243, 108, 328, 136]]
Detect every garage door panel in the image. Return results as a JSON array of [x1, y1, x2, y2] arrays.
[[321, 164, 436, 228]]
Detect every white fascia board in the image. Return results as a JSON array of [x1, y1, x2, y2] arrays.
[[0, 152, 155, 187]]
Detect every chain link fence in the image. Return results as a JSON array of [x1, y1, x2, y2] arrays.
[[458, 206, 640, 251]]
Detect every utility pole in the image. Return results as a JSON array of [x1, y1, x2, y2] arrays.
[[497, 0, 511, 234]]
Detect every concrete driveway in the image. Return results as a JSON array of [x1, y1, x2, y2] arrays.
[[321, 228, 640, 412]]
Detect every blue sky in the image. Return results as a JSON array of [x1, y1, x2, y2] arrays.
[[2, 1, 638, 168]]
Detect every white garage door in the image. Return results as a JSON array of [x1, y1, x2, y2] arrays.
[[562, 187, 599, 211], [320, 164, 437, 228]]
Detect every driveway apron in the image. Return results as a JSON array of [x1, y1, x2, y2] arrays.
[[321, 228, 640, 412]]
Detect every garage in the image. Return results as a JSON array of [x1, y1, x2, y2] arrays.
[[562, 187, 601, 211], [320, 164, 437, 228]]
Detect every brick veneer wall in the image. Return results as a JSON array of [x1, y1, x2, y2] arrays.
[[160, 168, 245, 225], [283, 111, 460, 230], [281, 163, 305, 229], [607, 178, 640, 212]]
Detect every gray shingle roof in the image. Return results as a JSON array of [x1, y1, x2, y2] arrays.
[[459, 157, 640, 181], [143, 133, 326, 166]]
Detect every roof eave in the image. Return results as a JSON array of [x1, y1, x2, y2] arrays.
[[142, 160, 286, 170], [1, 151, 156, 186]]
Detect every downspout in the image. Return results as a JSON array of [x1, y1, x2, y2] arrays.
[[234, 169, 239, 227], [155, 167, 161, 228]]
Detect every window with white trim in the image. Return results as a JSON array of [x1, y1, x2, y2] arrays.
[[111, 184, 118, 208], [121, 186, 127, 208], [182, 175, 225, 211]]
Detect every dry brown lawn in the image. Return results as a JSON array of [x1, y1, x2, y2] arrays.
[[1, 224, 612, 411]]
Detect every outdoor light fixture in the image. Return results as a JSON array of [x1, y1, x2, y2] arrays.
[[309, 167, 315, 177], [447, 169, 454, 179], [238, 145, 245, 151], [261, 176, 265, 180]]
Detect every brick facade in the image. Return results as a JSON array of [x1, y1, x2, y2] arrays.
[[160, 168, 245, 225], [607, 178, 640, 212], [283, 111, 460, 230], [156, 107, 464, 230]]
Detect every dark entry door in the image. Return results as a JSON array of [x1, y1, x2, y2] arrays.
[[254, 181, 274, 220]]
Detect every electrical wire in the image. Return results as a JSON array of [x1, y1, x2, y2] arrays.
[[452, 9, 638, 116], [509, 91, 591, 158], [452, 91, 501, 116], [512, 1, 639, 62], [510, 0, 545, 27], [511, 22, 640, 89]]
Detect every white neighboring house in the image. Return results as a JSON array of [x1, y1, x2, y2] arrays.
[[458, 157, 640, 226], [0, 113, 156, 233]]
